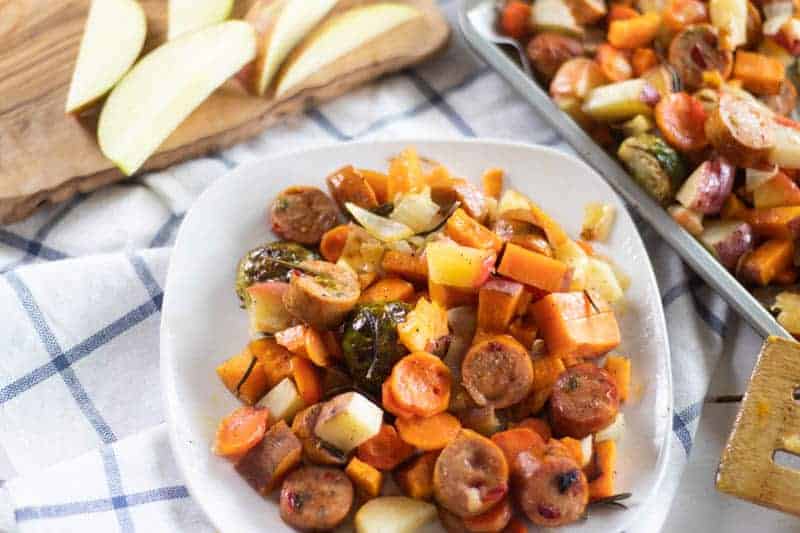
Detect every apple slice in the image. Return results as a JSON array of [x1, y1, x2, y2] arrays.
[[274, 2, 423, 99], [98, 21, 256, 175], [168, 0, 234, 40], [245, 0, 340, 96], [65, 0, 147, 114]]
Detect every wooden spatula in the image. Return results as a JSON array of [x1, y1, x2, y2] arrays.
[[717, 336, 800, 516]]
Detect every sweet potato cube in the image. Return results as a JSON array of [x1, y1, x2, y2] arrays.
[[446, 208, 504, 251], [482, 168, 504, 199], [477, 278, 525, 333], [346, 457, 383, 498], [359, 169, 391, 204], [530, 292, 621, 357], [428, 280, 478, 309], [746, 206, 800, 239], [250, 338, 293, 389], [394, 451, 439, 500], [532, 356, 567, 391], [739, 239, 795, 286], [498, 243, 572, 293], [733, 51, 785, 95], [589, 440, 617, 501], [753, 172, 800, 209], [216, 347, 269, 405], [604, 355, 631, 402], [382, 250, 429, 283], [359, 277, 415, 304], [508, 317, 539, 349]]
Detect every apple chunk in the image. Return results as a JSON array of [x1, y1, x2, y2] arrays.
[[426, 241, 496, 289], [275, 2, 423, 99], [168, 0, 234, 40], [98, 21, 256, 175], [245, 0, 340, 96], [65, 0, 147, 114], [247, 281, 293, 335], [314, 392, 383, 453]]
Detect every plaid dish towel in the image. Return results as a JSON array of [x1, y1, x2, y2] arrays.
[[0, 1, 764, 531]]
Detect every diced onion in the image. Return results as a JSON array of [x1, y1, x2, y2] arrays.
[[595, 413, 625, 442], [346, 202, 414, 242], [389, 188, 441, 232], [579, 435, 594, 467]]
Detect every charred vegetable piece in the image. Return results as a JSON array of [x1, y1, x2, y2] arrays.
[[235, 242, 318, 306], [618, 133, 686, 204], [341, 302, 411, 394]]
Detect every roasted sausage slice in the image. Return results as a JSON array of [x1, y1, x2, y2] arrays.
[[527, 32, 585, 81], [549, 364, 620, 438], [668, 24, 732, 90], [434, 429, 509, 518], [431, 179, 490, 223], [761, 78, 798, 117], [283, 260, 360, 329], [461, 335, 534, 409], [279, 466, 354, 531], [291, 404, 347, 465], [270, 186, 340, 245], [326, 165, 379, 210], [516, 452, 589, 527], [235, 420, 302, 494], [705, 91, 776, 168]]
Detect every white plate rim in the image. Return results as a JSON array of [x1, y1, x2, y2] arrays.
[[160, 137, 674, 533]]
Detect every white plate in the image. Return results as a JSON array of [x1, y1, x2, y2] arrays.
[[161, 139, 672, 533]]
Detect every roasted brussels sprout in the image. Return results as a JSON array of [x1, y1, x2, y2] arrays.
[[341, 302, 411, 395], [235, 242, 318, 306], [618, 133, 686, 204]]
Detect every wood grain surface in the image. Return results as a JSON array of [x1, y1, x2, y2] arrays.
[[0, 0, 449, 224], [717, 336, 800, 516]]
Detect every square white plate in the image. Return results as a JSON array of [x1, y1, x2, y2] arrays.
[[161, 139, 672, 532]]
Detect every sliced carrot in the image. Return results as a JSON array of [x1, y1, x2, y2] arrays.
[[395, 451, 440, 500], [275, 325, 332, 367], [517, 417, 552, 441], [655, 92, 708, 151], [429, 280, 478, 309], [382, 250, 429, 283], [739, 239, 795, 286], [396, 413, 462, 450], [446, 208, 504, 251], [482, 168, 504, 200], [597, 43, 633, 81], [357, 423, 415, 471], [491, 428, 546, 472], [346, 457, 384, 498], [631, 47, 658, 77], [734, 51, 786, 96], [213, 406, 270, 459], [320, 224, 350, 262], [607, 3, 638, 22], [589, 440, 617, 501], [500, 0, 532, 40], [359, 277, 415, 304], [291, 356, 322, 405], [388, 352, 451, 417], [463, 498, 513, 532], [663, 0, 708, 31], [530, 292, 621, 357], [477, 278, 525, 333], [604, 355, 631, 402], [608, 12, 661, 49], [498, 243, 572, 293], [216, 347, 269, 405], [532, 356, 567, 391], [359, 169, 391, 204], [382, 380, 417, 419]]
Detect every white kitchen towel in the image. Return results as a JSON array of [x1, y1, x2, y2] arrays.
[[0, 0, 764, 531]]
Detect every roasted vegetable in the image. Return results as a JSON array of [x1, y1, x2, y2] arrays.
[[341, 302, 411, 394], [617, 133, 686, 204], [235, 242, 318, 305]]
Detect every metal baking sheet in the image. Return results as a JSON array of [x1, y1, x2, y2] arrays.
[[458, 0, 790, 339]]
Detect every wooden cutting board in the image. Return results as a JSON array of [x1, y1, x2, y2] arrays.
[[0, 0, 449, 224]]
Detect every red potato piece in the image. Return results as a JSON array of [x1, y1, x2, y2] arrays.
[[549, 364, 620, 439], [432, 179, 490, 223], [527, 32, 585, 81], [434, 430, 510, 518], [675, 157, 735, 214], [279, 466, 354, 531], [271, 186, 340, 245], [705, 92, 776, 169], [461, 335, 534, 409], [235, 420, 302, 494], [283, 260, 360, 329], [516, 452, 589, 527], [668, 24, 733, 90]]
